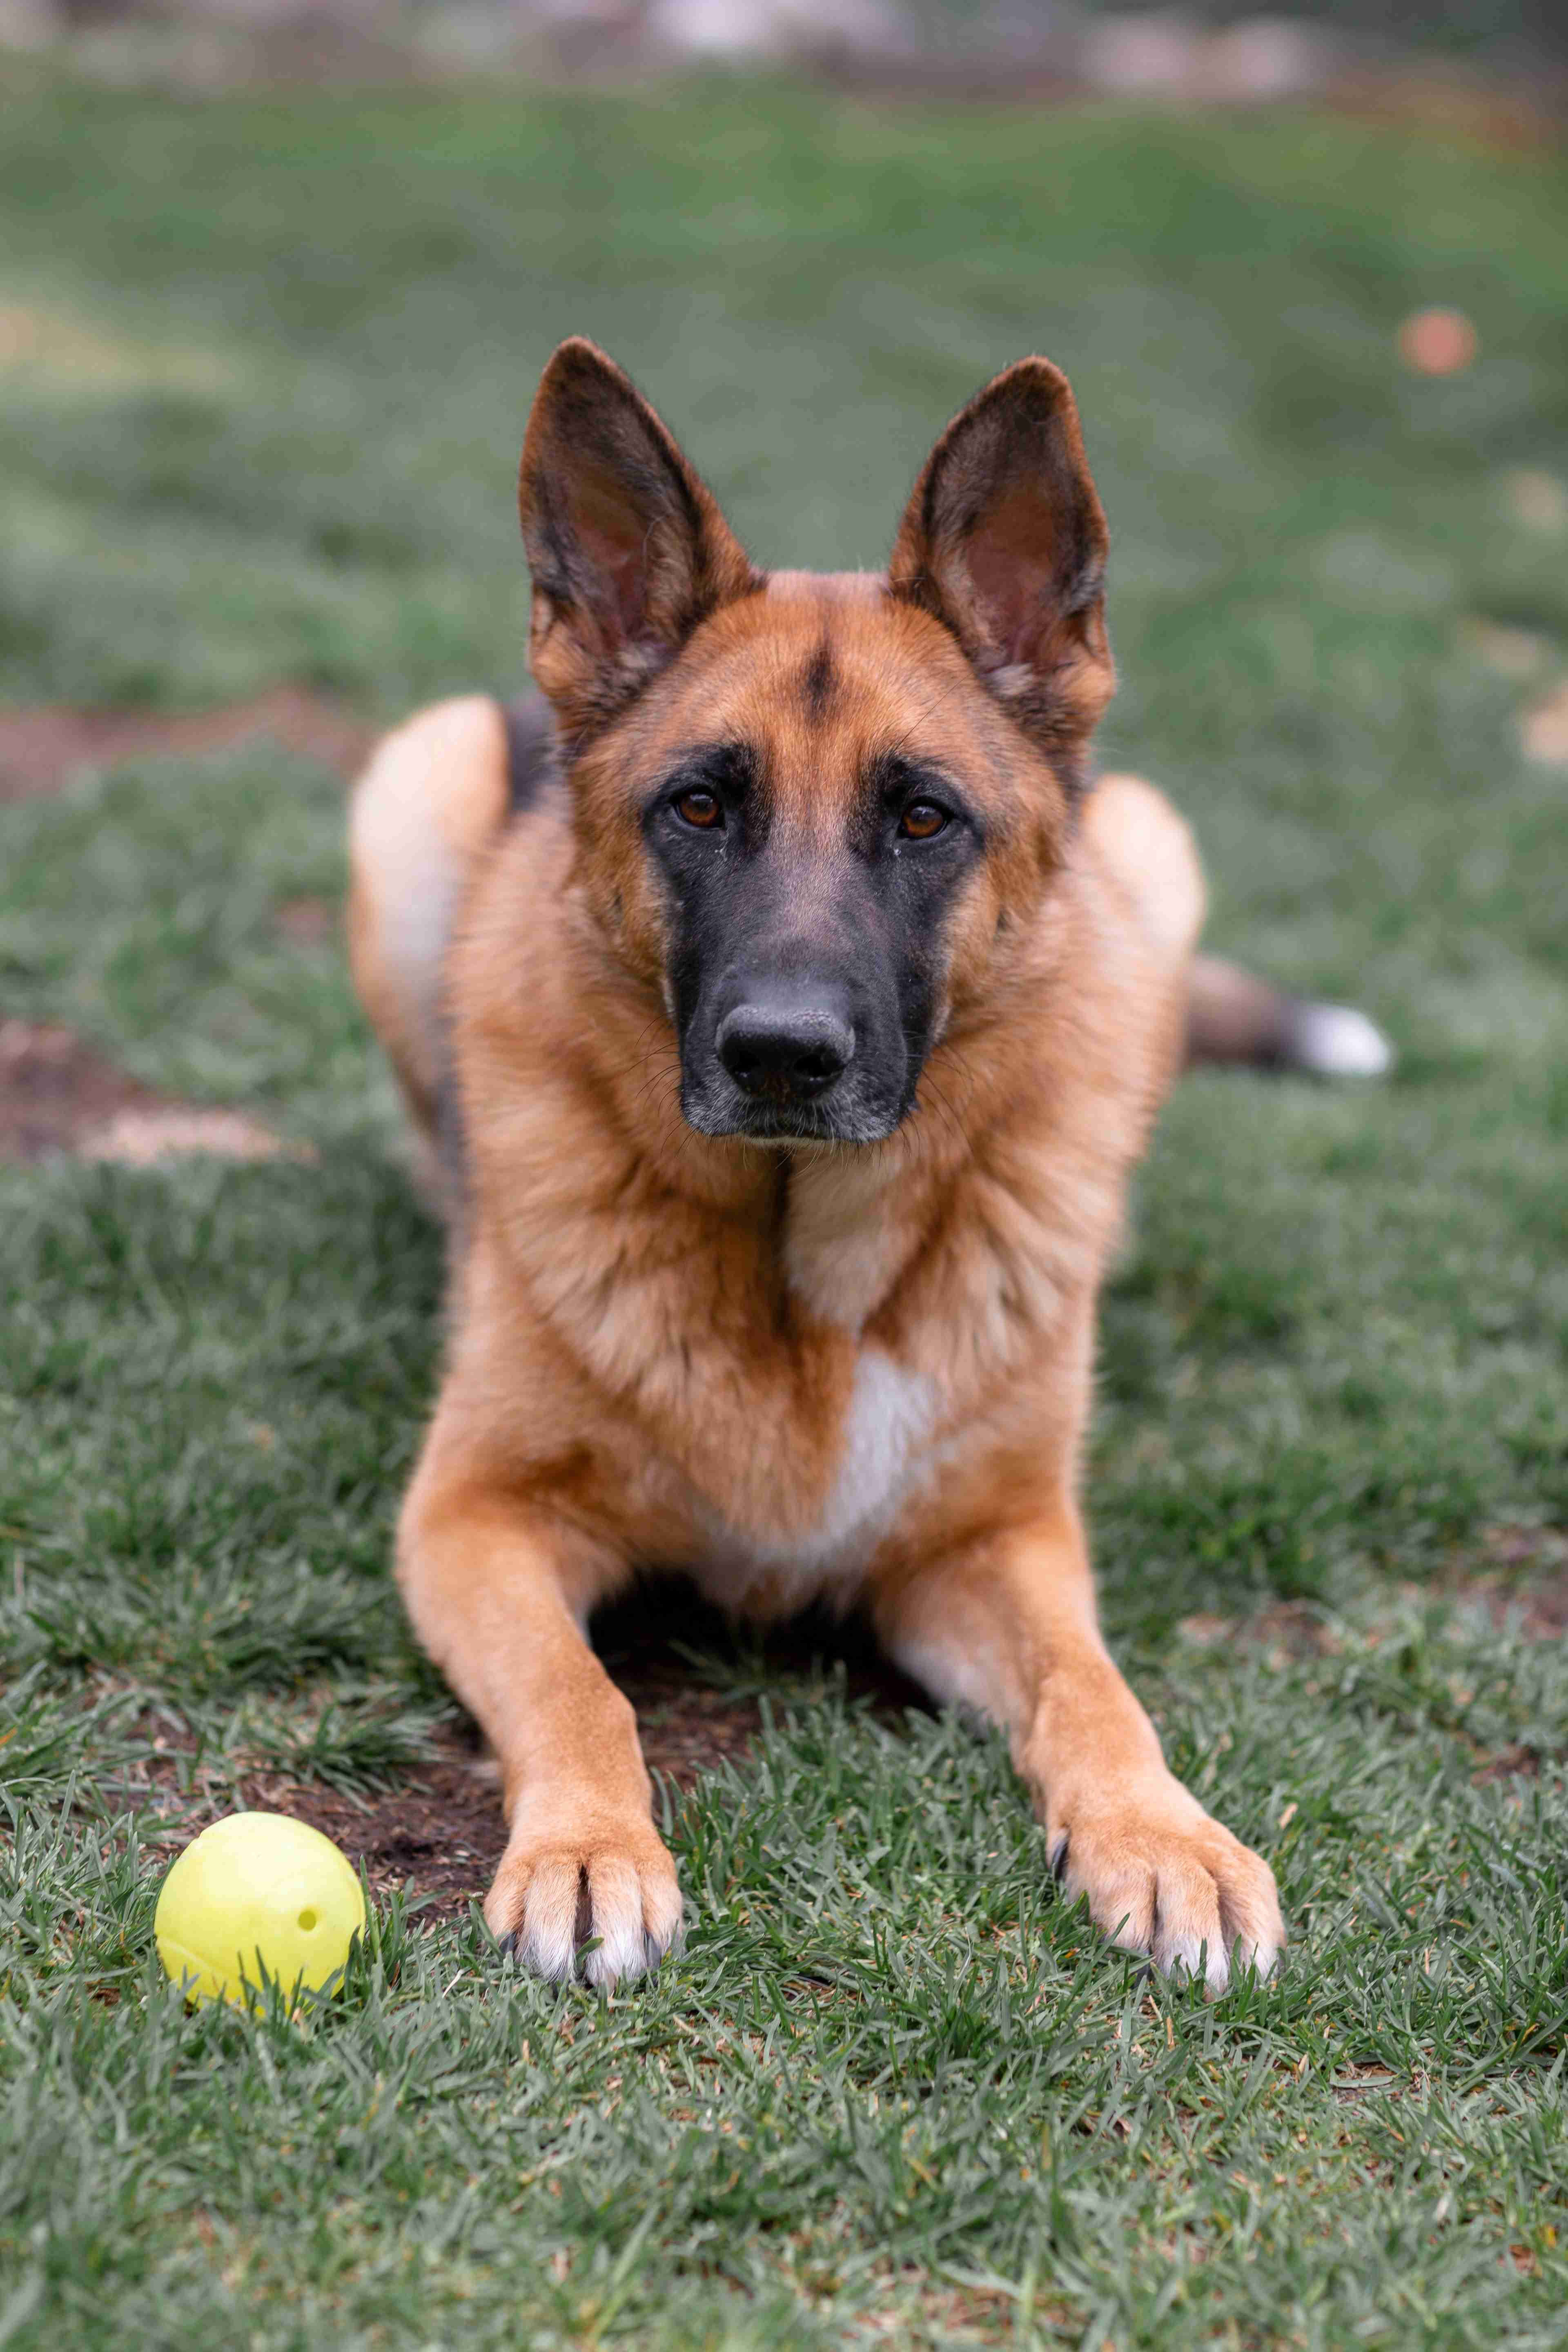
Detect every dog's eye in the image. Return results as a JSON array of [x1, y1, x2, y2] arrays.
[[899, 802, 949, 841], [674, 788, 722, 830]]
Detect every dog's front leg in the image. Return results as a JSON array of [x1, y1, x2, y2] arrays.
[[397, 1463, 681, 1989], [875, 1499, 1283, 1991]]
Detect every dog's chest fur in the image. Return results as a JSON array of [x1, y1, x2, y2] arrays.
[[688, 1340, 936, 1616], [681, 1158, 947, 1614]]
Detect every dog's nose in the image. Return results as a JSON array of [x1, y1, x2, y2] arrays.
[[716, 1000, 855, 1098]]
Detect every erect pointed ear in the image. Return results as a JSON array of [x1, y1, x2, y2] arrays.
[[518, 339, 760, 745], [887, 359, 1114, 786]]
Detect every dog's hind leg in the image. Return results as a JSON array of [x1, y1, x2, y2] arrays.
[[1087, 771, 1393, 1079], [347, 696, 519, 1200]]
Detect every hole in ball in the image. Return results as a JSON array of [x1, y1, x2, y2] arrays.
[[297, 1909, 317, 1932]]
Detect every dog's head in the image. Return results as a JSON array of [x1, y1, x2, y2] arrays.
[[519, 339, 1114, 1145]]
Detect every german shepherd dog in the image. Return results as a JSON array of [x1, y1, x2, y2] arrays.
[[348, 341, 1390, 1994]]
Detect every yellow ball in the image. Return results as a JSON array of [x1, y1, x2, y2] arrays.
[[155, 1812, 366, 2008]]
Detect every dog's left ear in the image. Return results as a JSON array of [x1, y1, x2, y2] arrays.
[[519, 338, 760, 745], [888, 359, 1114, 781]]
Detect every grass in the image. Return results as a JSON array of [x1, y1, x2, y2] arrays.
[[2, 64, 1567, 2350]]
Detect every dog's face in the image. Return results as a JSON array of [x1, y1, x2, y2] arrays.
[[518, 342, 1116, 1144]]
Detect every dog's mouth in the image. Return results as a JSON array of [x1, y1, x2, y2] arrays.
[[679, 1068, 904, 1148]]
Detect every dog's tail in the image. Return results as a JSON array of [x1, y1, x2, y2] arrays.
[[1187, 956, 1393, 1077]]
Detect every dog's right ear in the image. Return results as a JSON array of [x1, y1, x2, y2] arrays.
[[518, 339, 759, 745]]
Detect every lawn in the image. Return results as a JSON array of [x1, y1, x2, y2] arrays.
[[2, 63, 1567, 2351]]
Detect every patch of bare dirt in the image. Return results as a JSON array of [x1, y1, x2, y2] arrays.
[[1177, 1601, 1343, 1660], [107, 1722, 508, 1922], [0, 687, 375, 804], [1179, 1536, 1568, 1668], [1505, 470, 1568, 536], [262, 1740, 510, 1921], [260, 1684, 777, 1920], [1521, 682, 1568, 768], [1325, 65, 1565, 151], [1458, 616, 1552, 680], [118, 1595, 931, 1922], [0, 295, 237, 395], [0, 1017, 306, 1165], [1471, 1744, 1543, 1786], [1452, 1523, 1568, 1639], [1331, 2061, 1400, 2100], [116, 1713, 763, 1928], [274, 893, 339, 946]]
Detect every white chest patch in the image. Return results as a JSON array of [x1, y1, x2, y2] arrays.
[[691, 1347, 936, 1617]]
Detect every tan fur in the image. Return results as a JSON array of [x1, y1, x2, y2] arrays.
[[348, 346, 1285, 1992], [347, 695, 511, 1195]]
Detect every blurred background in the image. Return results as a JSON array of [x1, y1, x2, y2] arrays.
[[4, 0, 1568, 88]]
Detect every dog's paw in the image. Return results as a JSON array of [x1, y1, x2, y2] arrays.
[[1048, 1776, 1283, 1993], [483, 1800, 684, 1989]]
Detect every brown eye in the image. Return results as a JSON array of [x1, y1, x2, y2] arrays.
[[674, 789, 722, 829], [900, 802, 948, 840]]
